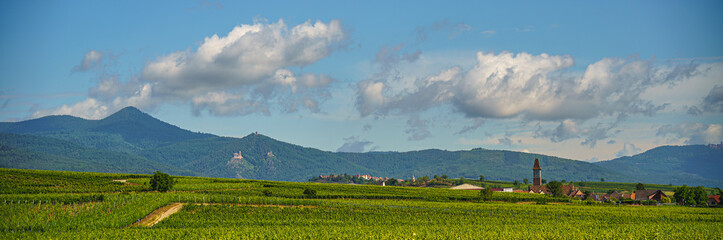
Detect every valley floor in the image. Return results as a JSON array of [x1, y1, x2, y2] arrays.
[[1, 168, 721, 239]]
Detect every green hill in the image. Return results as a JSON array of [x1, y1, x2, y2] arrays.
[[0, 106, 214, 152], [0, 133, 194, 176], [0, 106, 720, 187], [595, 145, 723, 187]]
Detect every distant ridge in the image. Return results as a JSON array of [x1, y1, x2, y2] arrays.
[[1, 106, 721, 187], [0, 106, 215, 150]]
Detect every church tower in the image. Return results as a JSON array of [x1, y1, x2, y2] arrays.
[[533, 158, 542, 186]]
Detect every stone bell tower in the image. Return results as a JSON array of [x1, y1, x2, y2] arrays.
[[533, 158, 542, 186]]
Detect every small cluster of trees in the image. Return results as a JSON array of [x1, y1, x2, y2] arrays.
[[673, 185, 709, 206], [149, 171, 174, 192]]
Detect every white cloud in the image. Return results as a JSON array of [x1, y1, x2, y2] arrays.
[[656, 123, 723, 144], [72, 50, 104, 72], [336, 136, 375, 153], [405, 115, 431, 141], [142, 18, 344, 99], [615, 142, 642, 157], [356, 51, 699, 121], [35, 19, 346, 119], [702, 85, 723, 113]]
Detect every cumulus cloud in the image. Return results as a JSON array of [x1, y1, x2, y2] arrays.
[[142, 19, 344, 100], [615, 143, 642, 157], [405, 116, 431, 141], [35, 19, 346, 119], [336, 136, 374, 153], [72, 50, 104, 72], [534, 120, 617, 148], [656, 122, 723, 144], [356, 51, 699, 122], [702, 85, 723, 113]]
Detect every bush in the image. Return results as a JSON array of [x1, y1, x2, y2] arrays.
[[303, 188, 317, 197], [262, 189, 272, 196], [149, 171, 174, 192], [478, 188, 493, 202]]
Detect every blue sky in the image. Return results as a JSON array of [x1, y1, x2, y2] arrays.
[[1, 0, 722, 161]]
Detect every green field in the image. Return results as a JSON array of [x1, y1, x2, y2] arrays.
[[1, 168, 721, 239]]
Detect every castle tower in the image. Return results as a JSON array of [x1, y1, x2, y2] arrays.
[[533, 158, 542, 186]]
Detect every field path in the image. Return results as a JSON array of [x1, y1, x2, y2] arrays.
[[132, 203, 184, 227]]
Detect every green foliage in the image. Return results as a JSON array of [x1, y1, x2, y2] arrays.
[[478, 188, 493, 202], [523, 178, 528, 184], [479, 175, 484, 181], [674, 185, 708, 206], [3, 107, 722, 188], [547, 181, 563, 197], [262, 189, 272, 196], [150, 171, 174, 192], [636, 183, 645, 190], [661, 196, 671, 203], [595, 145, 723, 187], [1, 168, 721, 239], [303, 188, 317, 197]]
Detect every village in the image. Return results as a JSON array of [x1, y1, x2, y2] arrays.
[[310, 158, 721, 206]]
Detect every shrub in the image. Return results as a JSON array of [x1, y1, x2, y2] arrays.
[[479, 188, 493, 202], [262, 189, 272, 196], [303, 188, 317, 197], [149, 171, 174, 192]]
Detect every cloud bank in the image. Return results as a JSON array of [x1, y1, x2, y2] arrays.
[[356, 51, 698, 121], [34, 19, 347, 119]]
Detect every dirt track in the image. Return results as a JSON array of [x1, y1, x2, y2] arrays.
[[131, 203, 184, 227]]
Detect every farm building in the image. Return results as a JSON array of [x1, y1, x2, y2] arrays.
[[632, 190, 667, 201]]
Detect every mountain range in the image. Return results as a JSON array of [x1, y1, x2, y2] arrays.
[[1, 106, 721, 187]]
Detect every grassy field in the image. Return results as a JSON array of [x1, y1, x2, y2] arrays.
[[1, 168, 721, 239]]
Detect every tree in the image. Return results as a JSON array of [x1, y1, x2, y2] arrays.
[[546, 181, 563, 197], [387, 178, 398, 186], [693, 186, 708, 206], [674, 185, 691, 205], [541, 179, 547, 184], [303, 188, 317, 197], [441, 175, 449, 179], [456, 177, 465, 185], [523, 178, 529, 184], [636, 183, 645, 190], [661, 196, 671, 203], [600, 178, 605, 182], [262, 189, 272, 196], [479, 188, 493, 202], [479, 175, 485, 182], [513, 180, 520, 187], [149, 171, 174, 192]]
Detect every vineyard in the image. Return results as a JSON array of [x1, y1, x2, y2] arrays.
[[1, 168, 721, 239]]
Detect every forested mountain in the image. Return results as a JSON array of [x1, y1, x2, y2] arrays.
[[595, 145, 723, 187], [0, 107, 720, 186], [0, 107, 214, 151]]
